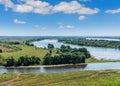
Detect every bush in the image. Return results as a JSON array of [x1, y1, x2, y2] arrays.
[[5, 57, 15, 66], [0, 49, 2, 53], [4, 56, 41, 66]]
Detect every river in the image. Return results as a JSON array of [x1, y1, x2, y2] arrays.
[[0, 39, 120, 73], [0, 62, 120, 73], [33, 39, 120, 60]]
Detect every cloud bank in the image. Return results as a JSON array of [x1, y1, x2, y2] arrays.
[[0, 0, 99, 20]]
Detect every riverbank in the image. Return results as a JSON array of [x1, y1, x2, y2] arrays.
[[86, 57, 120, 63], [0, 62, 120, 73], [0, 63, 87, 69], [1, 57, 120, 69]]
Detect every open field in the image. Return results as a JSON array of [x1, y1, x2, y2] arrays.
[[0, 45, 48, 59], [0, 39, 48, 59], [0, 70, 120, 86]]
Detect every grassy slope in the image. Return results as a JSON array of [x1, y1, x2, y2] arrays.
[[0, 70, 120, 86], [0, 39, 48, 59], [0, 45, 48, 59]]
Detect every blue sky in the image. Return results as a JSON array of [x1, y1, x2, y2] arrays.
[[0, 0, 120, 36]]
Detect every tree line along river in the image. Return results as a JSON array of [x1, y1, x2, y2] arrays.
[[0, 38, 120, 73]]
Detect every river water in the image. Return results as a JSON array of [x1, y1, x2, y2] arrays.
[[33, 39, 120, 60], [0, 39, 120, 73], [0, 62, 120, 73]]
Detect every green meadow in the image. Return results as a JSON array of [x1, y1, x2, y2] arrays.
[[0, 70, 120, 86], [0, 45, 48, 59], [0, 39, 48, 59]]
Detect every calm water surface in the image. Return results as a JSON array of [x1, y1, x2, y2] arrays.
[[33, 39, 120, 60], [0, 62, 120, 73]]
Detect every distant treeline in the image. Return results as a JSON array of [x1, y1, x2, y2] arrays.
[[58, 39, 120, 49], [0, 41, 20, 45]]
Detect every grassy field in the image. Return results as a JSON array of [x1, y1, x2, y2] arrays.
[[0, 70, 120, 86], [0, 39, 48, 60], [0, 45, 48, 59], [0, 73, 17, 83]]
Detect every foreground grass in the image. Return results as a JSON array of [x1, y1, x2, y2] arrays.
[[0, 70, 120, 86], [0, 73, 17, 83]]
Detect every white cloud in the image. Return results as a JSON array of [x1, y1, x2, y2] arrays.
[[0, 0, 14, 10], [79, 15, 86, 20], [52, 1, 99, 15], [53, 1, 82, 14], [0, 0, 99, 15], [0, 0, 99, 20], [106, 8, 120, 14], [14, 19, 26, 24], [13, 4, 33, 13], [65, 25, 75, 29], [13, 0, 53, 14], [58, 23, 75, 29]]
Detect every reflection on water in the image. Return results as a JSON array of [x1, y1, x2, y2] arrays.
[[0, 62, 120, 73], [33, 39, 120, 60], [43, 64, 87, 72]]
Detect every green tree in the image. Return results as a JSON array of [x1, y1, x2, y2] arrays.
[[0, 55, 4, 66], [30, 56, 41, 65], [5, 57, 15, 66], [43, 53, 53, 65], [60, 45, 71, 52], [48, 44, 54, 50], [17, 56, 31, 66], [0, 49, 2, 53]]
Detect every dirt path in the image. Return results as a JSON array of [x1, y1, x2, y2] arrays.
[[0, 73, 21, 86]]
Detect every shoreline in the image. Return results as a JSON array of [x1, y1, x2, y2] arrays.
[[0, 62, 120, 69], [0, 63, 87, 69]]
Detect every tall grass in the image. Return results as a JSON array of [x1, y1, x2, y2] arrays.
[[0, 70, 119, 86]]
